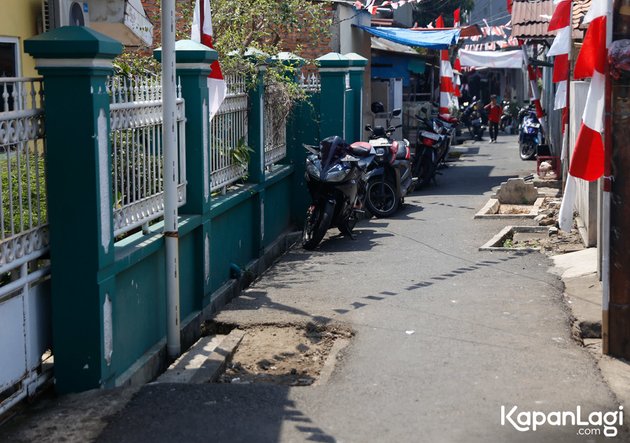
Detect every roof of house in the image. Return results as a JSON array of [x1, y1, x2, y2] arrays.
[[511, 0, 591, 40], [511, 0, 554, 39]]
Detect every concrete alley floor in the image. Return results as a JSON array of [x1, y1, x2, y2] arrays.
[[4, 135, 626, 443]]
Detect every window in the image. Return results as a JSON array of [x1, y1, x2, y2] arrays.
[[0, 37, 20, 78], [0, 37, 20, 112]]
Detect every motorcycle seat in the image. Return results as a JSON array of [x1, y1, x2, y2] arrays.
[[348, 142, 372, 157]]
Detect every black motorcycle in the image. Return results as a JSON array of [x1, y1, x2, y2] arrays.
[[302, 136, 374, 249], [413, 112, 447, 188], [362, 111, 415, 218]]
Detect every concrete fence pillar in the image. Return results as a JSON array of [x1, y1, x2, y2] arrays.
[[155, 40, 218, 302], [345, 53, 368, 143], [317, 53, 351, 140], [25, 27, 122, 393]]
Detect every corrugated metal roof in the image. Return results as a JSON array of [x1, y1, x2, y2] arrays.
[[573, 0, 592, 30], [511, 0, 554, 39]]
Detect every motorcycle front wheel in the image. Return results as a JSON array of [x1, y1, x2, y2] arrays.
[[365, 178, 399, 218], [519, 141, 536, 160], [302, 201, 334, 250]]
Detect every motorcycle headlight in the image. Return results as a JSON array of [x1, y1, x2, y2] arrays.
[[433, 121, 440, 133], [375, 147, 386, 157], [306, 159, 320, 178], [324, 163, 349, 183]]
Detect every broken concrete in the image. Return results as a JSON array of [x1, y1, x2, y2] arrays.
[[494, 178, 540, 205]]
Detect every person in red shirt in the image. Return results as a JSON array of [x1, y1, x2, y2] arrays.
[[484, 95, 501, 143]]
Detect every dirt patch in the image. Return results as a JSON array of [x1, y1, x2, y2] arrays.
[[498, 204, 534, 215], [531, 198, 585, 255], [217, 325, 352, 386]]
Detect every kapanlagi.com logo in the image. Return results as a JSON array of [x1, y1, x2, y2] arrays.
[[501, 405, 624, 438]]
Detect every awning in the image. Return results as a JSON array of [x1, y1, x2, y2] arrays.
[[459, 49, 526, 69], [356, 25, 460, 50]]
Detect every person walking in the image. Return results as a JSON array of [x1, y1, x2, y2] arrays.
[[484, 95, 501, 143]]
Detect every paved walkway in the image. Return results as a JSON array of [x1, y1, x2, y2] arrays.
[[4, 136, 624, 443]]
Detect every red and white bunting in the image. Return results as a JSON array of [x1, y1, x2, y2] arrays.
[[191, 0, 226, 121], [558, 1, 610, 232]]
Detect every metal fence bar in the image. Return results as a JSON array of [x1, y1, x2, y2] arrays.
[[210, 74, 248, 193], [109, 75, 187, 237], [263, 82, 288, 167]]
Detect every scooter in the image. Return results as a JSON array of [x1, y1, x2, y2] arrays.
[[302, 136, 374, 249], [412, 107, 448, 188], [361, 103, 415, 217], [500, 101, 513, 133], [519, 108, 542, 160]]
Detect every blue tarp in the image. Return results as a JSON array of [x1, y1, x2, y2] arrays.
[[356, 26, 460, 50]]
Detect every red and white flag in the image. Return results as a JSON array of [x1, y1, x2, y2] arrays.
[[191, 0, 227, 121], [558, 0, 610, 232], [547, 0, 572, 110], [454, 8, 461, 27]]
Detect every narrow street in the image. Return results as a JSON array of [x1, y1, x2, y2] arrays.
[[93, 135, 625, 442]]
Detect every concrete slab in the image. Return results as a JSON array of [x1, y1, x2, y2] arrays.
[[550, 247, 598, 279], [156, 335, 227, 384], [564, 273, 602, 339]]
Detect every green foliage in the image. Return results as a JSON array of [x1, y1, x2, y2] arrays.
[[230, 137, 254, 169], [0, 153, 47, 237], [113, 52, 161, 77]]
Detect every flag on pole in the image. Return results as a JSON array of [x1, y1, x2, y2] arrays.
[[435, 15, 445, 28], [454, 8, 461, 27], [547, 0, 572, 110], [558, 0, 610, 231], [191, 0, 227, 121]]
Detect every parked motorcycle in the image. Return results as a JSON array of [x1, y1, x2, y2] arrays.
[[518, 107, 543, 160], [413, 108, 448, 187], [362, 103, 415, 217], [499, 100, 513, 133], [302, 136, 374, 249]]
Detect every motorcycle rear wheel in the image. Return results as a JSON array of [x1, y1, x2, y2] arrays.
[[414, 149, 436, 188], [302, 202, 334, 250], [366, 179, 399, 218], [519, 141, 536, 160]]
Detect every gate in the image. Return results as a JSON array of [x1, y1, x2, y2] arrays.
[[0, 77, 52, 415]]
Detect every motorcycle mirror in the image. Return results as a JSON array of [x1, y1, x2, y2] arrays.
[[392, 109, 402, 117], [371, 101, 385, 114], [365, 124, 373, 132]]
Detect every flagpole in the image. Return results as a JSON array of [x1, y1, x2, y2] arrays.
[[162, 0, 181, 359], [602, 0, 614, 355]]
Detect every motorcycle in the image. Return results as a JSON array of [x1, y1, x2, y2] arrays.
[[413, 108, 448, 187], [362, 104, 415, 217], [499, 100, 513, 133], [462, 99, 485, 141], [518, 108, 543, 160], [302, 136, 374, 249]]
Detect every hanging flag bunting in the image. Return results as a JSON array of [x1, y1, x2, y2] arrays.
[[558, 0, 610, 232], [547, 0, 572, 110], [191, 0, 226, 121]]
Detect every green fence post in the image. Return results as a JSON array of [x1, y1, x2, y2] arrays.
[[24, 27, 122, 393], [345, 53, 368, 143], [248, 65, 266, 184], [316, 53, 351, 139], [155, 40, 218, 303]]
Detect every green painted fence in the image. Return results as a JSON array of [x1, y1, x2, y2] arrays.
[[25, 27, 365, 393]]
